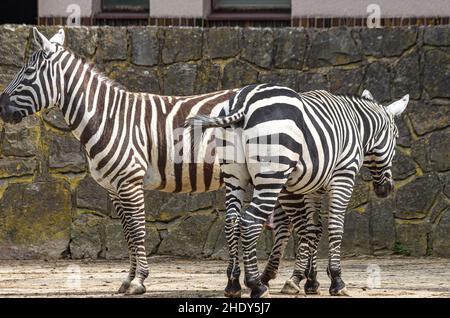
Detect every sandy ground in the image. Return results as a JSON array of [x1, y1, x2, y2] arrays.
[[0, 256, 449, 298]]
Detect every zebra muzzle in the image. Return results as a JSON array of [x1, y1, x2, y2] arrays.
[[0, 94, 23, 124], [373, 180, 393, 198]]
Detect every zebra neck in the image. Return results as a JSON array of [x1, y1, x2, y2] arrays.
[[58, 60, 145, 160], [352, 101, 387, 154]]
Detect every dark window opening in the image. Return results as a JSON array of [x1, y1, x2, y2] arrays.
[[95, 0, 149, 25], [209, 0, 291, 22], [102, 0, 149, 12], [212, 0, 291, 11], [0, 0, 37, 24]]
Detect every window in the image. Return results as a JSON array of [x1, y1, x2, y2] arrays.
[[96, 0, 150, 26], [212, 0, 291, 11], [208, 0, 291, 25], [102, 0, 149, 12], [1, 0, 37, 24]]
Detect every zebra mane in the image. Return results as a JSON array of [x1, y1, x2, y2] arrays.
[[334, 93, 378, 104], [64, 47, 127, 91]]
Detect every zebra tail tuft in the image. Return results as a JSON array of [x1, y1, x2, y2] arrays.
[[184, 109, 245, 129]]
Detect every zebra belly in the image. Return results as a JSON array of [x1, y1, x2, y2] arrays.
[[142, 162, 223, 193], [285, 163, 332, 194]]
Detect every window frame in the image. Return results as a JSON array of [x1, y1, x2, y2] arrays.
[[211, 0, 291, 12], [101, 0, 149, 13], [209, 0, 291, 21]]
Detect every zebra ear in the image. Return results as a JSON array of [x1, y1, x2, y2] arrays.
[[386, 94, 409, 117], [361, 89, 374, 101], [33, 27, 56, 53], [49, 28, 65, 46]]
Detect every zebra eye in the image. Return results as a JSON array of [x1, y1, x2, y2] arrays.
[[25, 67, 35, 74]]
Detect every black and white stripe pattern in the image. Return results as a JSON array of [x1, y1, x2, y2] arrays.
[[0, 28, 247, 295], [187, 84, 408, 297]]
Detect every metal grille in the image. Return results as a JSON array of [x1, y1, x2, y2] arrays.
[[38, 16, 450, 27]]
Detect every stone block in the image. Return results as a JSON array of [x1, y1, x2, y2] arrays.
[[76, 175, 108, 213], [395, 173, 442, 219], [222, 60, 258, 89], [47, 130, 86, 173], [329, 67, 365, 95], [204, 28, 240, 59], [162, 28, 202, 64], [360, 28, 417, 57], [129, 27, 159, 66], [273, 28, 307, 69], [392, 51, 421, 99], [108, 64, 160, 94], [298, 72, 329, 92], [0, 25, 29, 67], [158, 213, 217, 257], [423, 49, 450, 98], [306, 28, 361, 68], [98, 27, 128, 61], [70, 213, 104, 259], [367, 196, 396, 255], [0, 181, 72, 259], [0, 157, 36, 178], [194, 60, 221, 94], [163, 63, 197, 96], [259, 70, 298, 90], [1, 116, 40, 157], [241, 28, 274, 69], [424, 27, 450, 46], [65, 27, 98, 57], [362, 62, 392, 103], [395, 221, 430, 256]]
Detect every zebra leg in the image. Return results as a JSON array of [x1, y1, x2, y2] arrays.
[[327, 184, 353, 296], [260, 202, 291, 287], [304, 252, 321, 295], [223, 178, 246, 298], [241, 182, 289, 298], [117, 184, 149, 295], [272, 192, 308, 294], [304, 193, 323, 295], [282, 227, 309, 294], [109, 192, 136, 294]]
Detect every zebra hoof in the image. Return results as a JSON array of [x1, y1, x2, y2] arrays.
[[281, 278, 302, 295], [224, 290, 242, 298], [330, 287, 350, 297], [117, 280, 131, 294], [125, 282, 146, 295], [260, 273, 273, 287], [329, 276, 349, 296], [224, 278, 242, 298], [250, 284, 270, 298], [304, 279, 321, 295]]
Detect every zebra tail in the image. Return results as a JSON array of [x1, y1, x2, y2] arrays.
[[184, 108, 245, 129]]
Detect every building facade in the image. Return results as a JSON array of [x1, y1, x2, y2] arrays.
[[35, 0, 450, 27]]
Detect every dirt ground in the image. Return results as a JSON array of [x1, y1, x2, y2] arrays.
[[0, 256, 449, 298]]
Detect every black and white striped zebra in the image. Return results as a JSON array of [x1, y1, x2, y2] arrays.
[[260, 89, 391, 296], [0, 27, 248, 295], [186, 84, 409, 297]]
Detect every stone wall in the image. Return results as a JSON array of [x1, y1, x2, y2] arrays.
[[0, 25, 449, 260]]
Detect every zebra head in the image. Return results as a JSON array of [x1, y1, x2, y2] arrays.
[[0, 28, 65, 124], [363, 93, 409, 198]]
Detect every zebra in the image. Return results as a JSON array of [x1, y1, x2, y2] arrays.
[[0, 27, 307, 297], [260, 89, 386, 296], [186, 84, 409, 297], [0, 27, 244, 295]]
